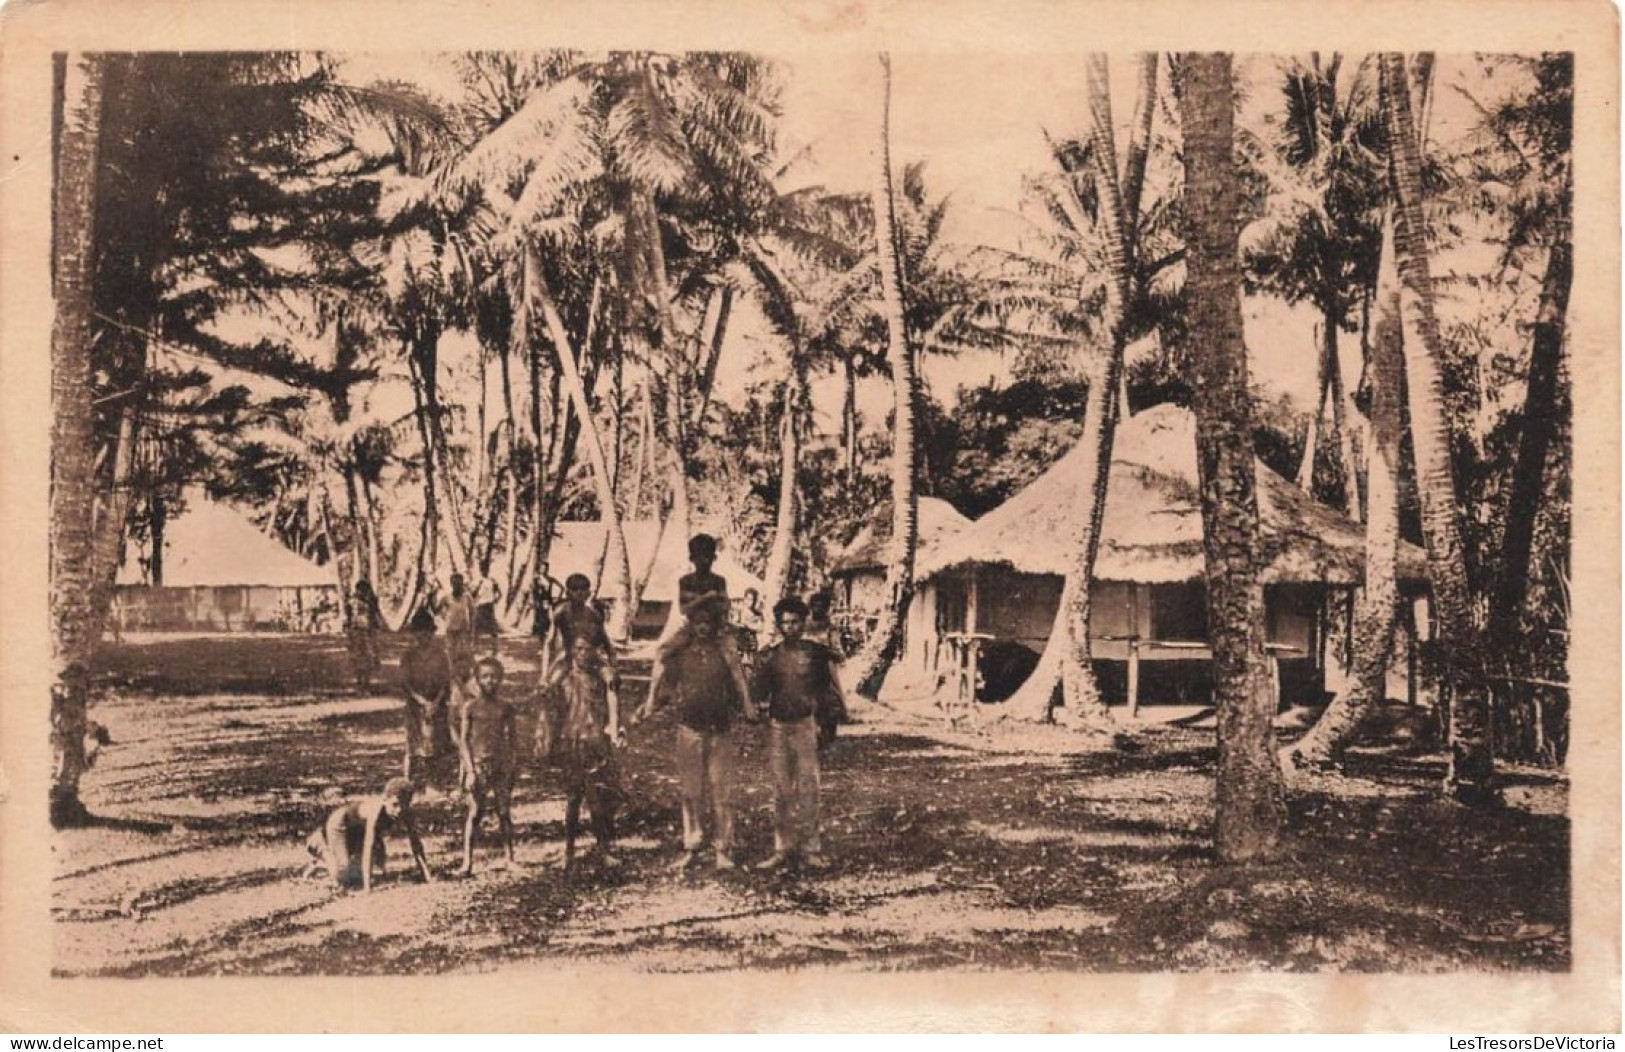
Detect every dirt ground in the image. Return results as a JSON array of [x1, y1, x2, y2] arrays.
[[53, 634, 1570, 976]]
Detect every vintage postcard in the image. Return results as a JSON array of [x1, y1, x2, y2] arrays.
[[0, 0, 1618, 1034]]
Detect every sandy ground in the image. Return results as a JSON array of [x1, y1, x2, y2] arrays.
[[53, 635, 1570, 976]]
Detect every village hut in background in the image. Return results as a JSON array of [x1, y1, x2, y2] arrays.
[[903, 404, 1429, 711], [115, 499, 342, 633], [828, 496, 973, 646], [547, 520, 767, 639]]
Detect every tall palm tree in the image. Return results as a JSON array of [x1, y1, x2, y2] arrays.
[[846, 52, 921, 698], [1241, 54, 1384, 518], [1286, 216, 1405, 767], [1286, 53, 1435, 767], [1380, 52, 1496, 805], [1176, 50, 1287, 862], [1005, 53, 1164, 728], [50, 52, 108, 828]]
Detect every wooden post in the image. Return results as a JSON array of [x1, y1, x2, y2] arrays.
[[1127, 638, 1141, 719], [966, 569, 980, 704], [1127, 583, 1141, 718], [1406, 598, 1419, 709]]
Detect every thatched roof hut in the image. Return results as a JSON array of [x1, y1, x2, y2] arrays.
[[117, 500, 338, 589], [920, 403, 1427, 585], [830, 497, 973, 577]]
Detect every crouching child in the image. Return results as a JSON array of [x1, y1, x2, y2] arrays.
[[304, 777, 434, 892]]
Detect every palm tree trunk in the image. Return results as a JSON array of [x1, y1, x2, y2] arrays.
[[86, 405, 138, 632], [1380, 52, 1496, 805], [1010, 53, 1153, 728], [762, 366, 805, 619], [1325, 314, 1363, 520], [50, 51, 107, 828], [406, 336, 445, 581], [1287, 218, 1404, 767], [1178, 50, 1287, 862], [1488, 217, 1571, 760], [847, 52, 920, 700], [1298, 324, 1328, 491], [528, 246, 633, 640], [691, 285, 734, 430], [842, 350, 860, 485]]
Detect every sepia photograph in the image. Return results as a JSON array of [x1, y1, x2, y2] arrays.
[[1, 0, 1618, 1034]]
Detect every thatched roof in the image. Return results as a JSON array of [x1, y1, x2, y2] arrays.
[[549, 520, 765, 603], [919, 404, 1428, 585], [830, 496, 974, 577], [116, 500, 338, 589]]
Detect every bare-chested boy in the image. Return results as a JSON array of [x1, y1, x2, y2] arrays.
[[542, 636, 624, 868], [304, 777, 434, 892], [457, 656, 516, 876], [542, 573, 615, 679], [400, 609, 456, 790]]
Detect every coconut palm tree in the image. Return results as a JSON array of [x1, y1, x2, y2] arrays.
[[844, 53, 925, 698], [1285, 215, 1405, 768], [1003, 53, 1166, 728], [1176, 50, 1288, 862], [1240, 54, 1384, 518], [1379, 52, 1497, 805], [50, 52, 108, 828]]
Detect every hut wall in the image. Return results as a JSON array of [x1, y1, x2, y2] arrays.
[[114, 584, 341, 632]]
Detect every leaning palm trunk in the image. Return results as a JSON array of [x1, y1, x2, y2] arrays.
[[847, 52, 920, 700], [761, 369, 805, 620], [1380, 53, 1496, 805], [50, 52, 108, 828], [1489, 214, 1571, 762], [1287, 217, 1405, 767], [1178, 50, 1288, 862], [86, 405, 138, 631], [527, 246, 633, 640], [1008, 53, 1155, 728]]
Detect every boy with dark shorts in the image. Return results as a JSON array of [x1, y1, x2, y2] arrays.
[[304, 777, 434, 892], [542, 636, 624, 868], [400, 609, 457, 789], [751, 597, 848, 871], [637, 596, 754, 871], [457, 656, 516, 876], [543, 573, 615, 679]]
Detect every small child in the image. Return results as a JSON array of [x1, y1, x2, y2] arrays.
[[304, 777, 434, 892], [541, 636, 624, 869], [457, 656, 517, 876]]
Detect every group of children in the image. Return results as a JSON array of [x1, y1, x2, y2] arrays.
[[305, 534, 850, 892]]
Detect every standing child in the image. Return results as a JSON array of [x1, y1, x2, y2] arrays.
[[304, 777, 434, 892], [637, 597, 753, 871], [472, 570, 502, 654], [751, 597, 847, 871], [400, 609, 456, 790], [542, 636, 624, 869], [456, 656, 516, 876], [442, 573, 476, 682], [543, 573, 614, 679]]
